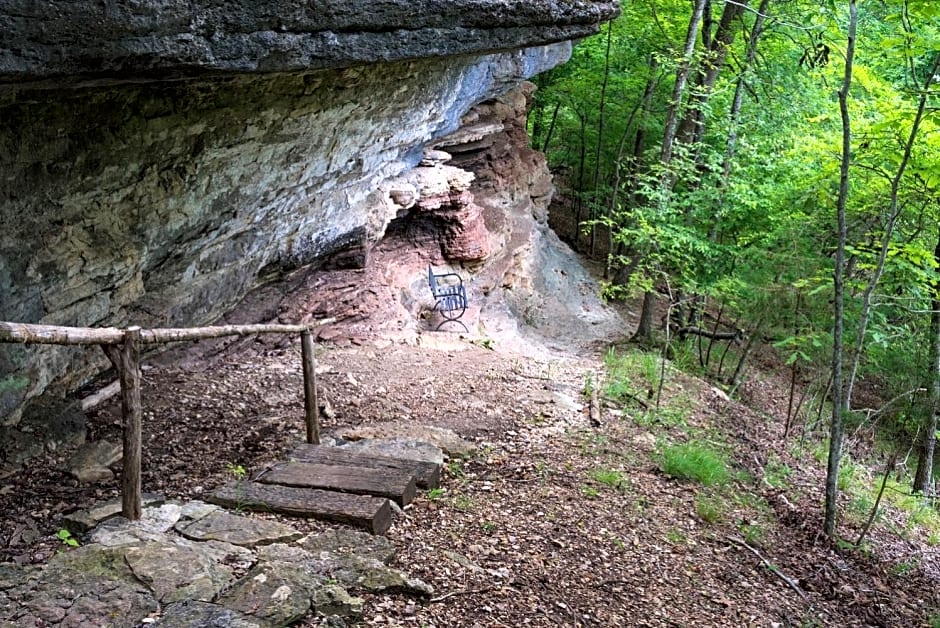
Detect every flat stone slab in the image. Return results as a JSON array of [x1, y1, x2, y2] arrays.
[[305, 553, 433, 596], [290, 443, 441, 489], [176, 510, 302, 548], [154, 600, 272, 628], [216, 561, 318, 626], [259, 461, 417, 506], [208, 482, 393, 535], [125, 540, 235, 603], [336, 437, 445, 466], [62, 493, 165, 533], [12, 545, 159, 627], [298, 528, 397, 565], [0, 493, 434, 627], [340, 424, 476, 458]]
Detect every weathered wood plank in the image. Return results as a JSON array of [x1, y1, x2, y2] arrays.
[[259, 462, 416, 506], [119, 327, 143, 520], [0, 318, 336, 346], [289, 444, 441, 489], [300, 329, 319, 445], [208, 482, 392, 535]]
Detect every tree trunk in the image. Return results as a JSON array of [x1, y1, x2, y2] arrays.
[[660, 0, 708, 166], [590, 22, 615, 259], [592, 22, 614, 199], [675, 0, 748, 148], [720, 0, 771, 188], [729, 319, 763, 395], [914, 224, 940, 493], [633, 291, 656, 344], [825, 0, 857, 539], [573, 110, 588, 249], [541, 101, 561, 154]]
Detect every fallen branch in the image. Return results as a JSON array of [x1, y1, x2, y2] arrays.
[[600, 392, 648, 409], [80, 380, 121, 411], [677, 326, 743, 342], [855, 450, 898, 547], [430, 587, 494, 603], [589, 387, 601, 426], [727, 536, 811, 605]]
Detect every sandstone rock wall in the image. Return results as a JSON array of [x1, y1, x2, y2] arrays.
[[0, 0, 620, 425], [0, 47, 561, 422]]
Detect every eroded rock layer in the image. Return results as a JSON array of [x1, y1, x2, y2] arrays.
[[0, 48, 559, 421], [0, 0, 618, 86]]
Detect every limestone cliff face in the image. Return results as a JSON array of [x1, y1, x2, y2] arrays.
[[0, 0, 618, 424]]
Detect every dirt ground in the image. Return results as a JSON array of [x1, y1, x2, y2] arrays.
[[2, 259, 940, 626]]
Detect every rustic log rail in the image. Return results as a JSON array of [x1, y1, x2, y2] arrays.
[[0, 319, 334, 520]]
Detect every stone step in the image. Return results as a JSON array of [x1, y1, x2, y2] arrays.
[[259, 461, 417, 507], [208, 482, 392, 535], [289, 443, 441, 489]]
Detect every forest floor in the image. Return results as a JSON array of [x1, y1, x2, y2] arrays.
[[3, 262, 940, 626]]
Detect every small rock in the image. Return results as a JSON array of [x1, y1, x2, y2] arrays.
[[178, 500, 220, 522], [312, 583, 364, 617], [124, 540, 235, 603], [257, 543, 312, 564], [137, 503, 183, 533], [420, 149, 452, 166], [67, 439, 122, 484], [711, 386, 730, 402], [299, 529, 396, 564]]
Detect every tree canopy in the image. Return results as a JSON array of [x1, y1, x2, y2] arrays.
[[531, 0, 940, 536]]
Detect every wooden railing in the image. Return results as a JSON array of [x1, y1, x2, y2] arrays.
[[0, 319, 334, 520]]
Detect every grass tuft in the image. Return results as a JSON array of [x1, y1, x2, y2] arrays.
[[660, 442, 730, 486], [695, 493, 723, 524], [589, 468, 628, 490]]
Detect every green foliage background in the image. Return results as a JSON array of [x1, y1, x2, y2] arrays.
[[531, 0, 939, 491]]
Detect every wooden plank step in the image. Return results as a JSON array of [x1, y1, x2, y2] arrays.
[[258, 462, 416, 507], [289, 443, 441, 489], [208, 482, 392, 535]]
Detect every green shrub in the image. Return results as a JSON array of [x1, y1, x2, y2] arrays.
[[695, 494, 723, 524], [660, 442, 730, 486]]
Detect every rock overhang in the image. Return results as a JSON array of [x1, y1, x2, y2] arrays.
[[0, 0, 620, 425], [0, 0, 620, 89]]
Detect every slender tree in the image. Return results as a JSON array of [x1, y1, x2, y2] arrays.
[[914, 224, 940, 493], [844, 51, 940, 408], [824, 0, 857, 539]]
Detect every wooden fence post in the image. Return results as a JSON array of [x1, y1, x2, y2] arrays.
[[301, 329, 320, 445], [120, 327, 143, 519]]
